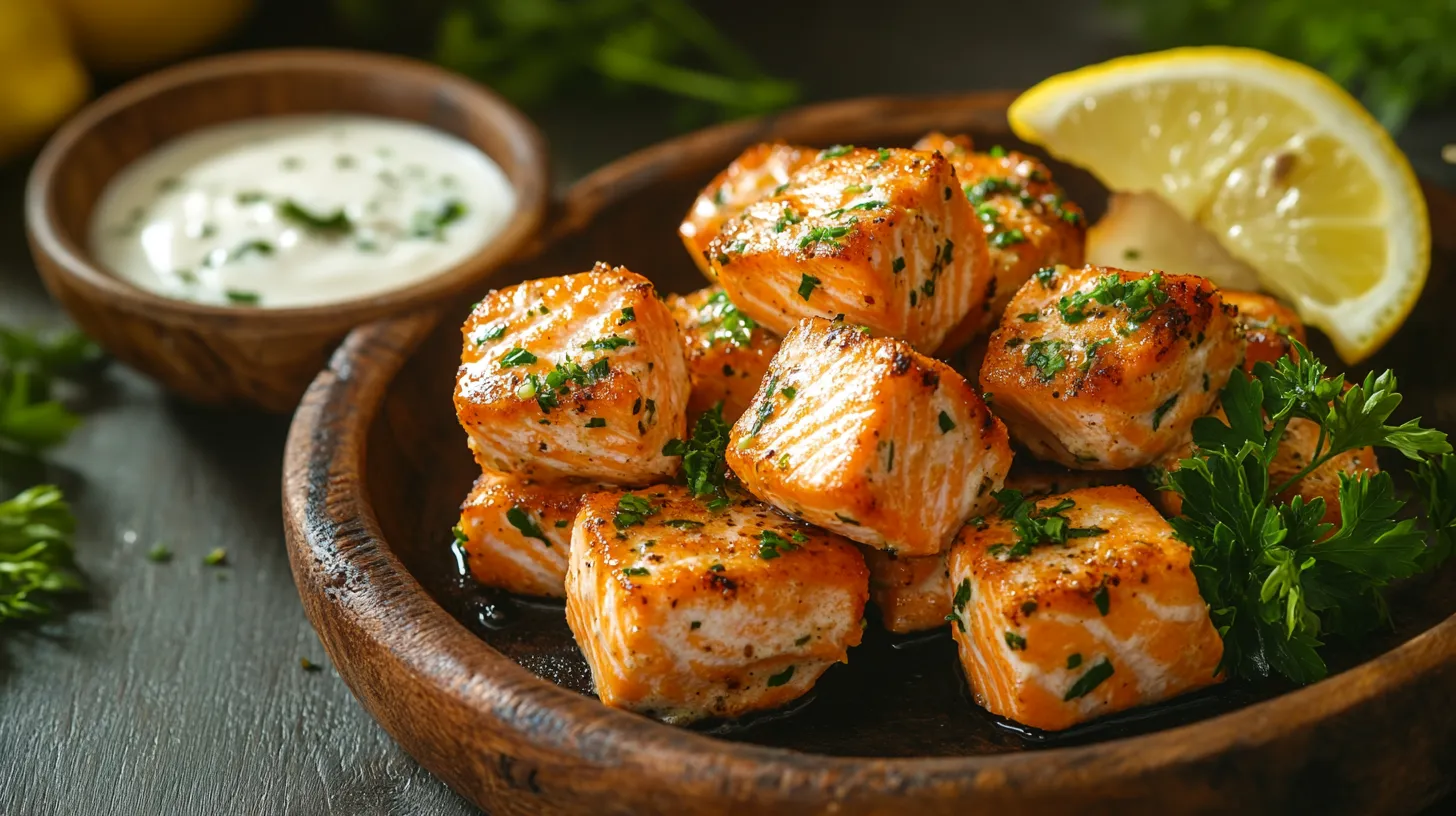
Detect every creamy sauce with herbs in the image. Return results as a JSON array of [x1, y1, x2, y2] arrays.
[[89, 115, 515, 308]]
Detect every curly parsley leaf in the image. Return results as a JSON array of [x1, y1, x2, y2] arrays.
[[1168, 353, 1451, 685]]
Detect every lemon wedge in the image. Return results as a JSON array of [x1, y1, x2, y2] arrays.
[[1009, 47, 1430, 363]]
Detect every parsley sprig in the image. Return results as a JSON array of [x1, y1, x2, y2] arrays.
[[1167, 341, 1453, 684]]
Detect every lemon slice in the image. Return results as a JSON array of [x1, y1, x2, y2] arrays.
[[1009, 46, 1430, 363]]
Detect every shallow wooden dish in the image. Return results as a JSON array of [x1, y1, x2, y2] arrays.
[[26, 49, 548, 412], [283, 92, 1456, 814]]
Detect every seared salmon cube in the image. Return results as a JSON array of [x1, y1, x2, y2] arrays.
[[947, 485, 1224, 731], [679, 143, 814, 278], [862, 548, 951, 634], [564, 486, 869, 724], [727, 317, 1013, 556], [980, 265, 1241, 470], [455, 472, 587, 598], [707, 146, 991, 352], [667, 286, 782, 423], [454, 263, 689, 485], [914, 132, 1086, 354], [1223, 290, 1306, 373]]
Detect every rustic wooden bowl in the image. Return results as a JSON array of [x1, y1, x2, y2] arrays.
[[25, 49, 548, 413], [283, 92, 1456, 814]]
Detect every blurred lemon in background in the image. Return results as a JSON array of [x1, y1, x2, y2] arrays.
[[0, 0, 89, 161], [56, 0, 254, 74]]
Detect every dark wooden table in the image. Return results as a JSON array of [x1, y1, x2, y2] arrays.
[[2, 2, 1452, 813]]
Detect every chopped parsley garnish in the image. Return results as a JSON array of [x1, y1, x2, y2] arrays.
[[1035, 266, 1058, 287], [766, 665, 796, 686], [224, 290, 261, 306], [581, 335, 635, 351], [1151, 394, 1179, 430], [1024, 339, 1068, 382], [798, 227, 850, 251], [613, 494, 658, 529], [411, 198, 469, 240], [663, 519, 704, 529], [506, 507, 548, 543], [1018, 312, 1040, 322], [780, 386, 797, 399], [700, 290, 757, 346], [585, 417, 606, 428], [663, 402, 733, 507], [991, 489, 1107, 560], [869, 147, 892, 167], [478, 323, 508, 342], [1063, 658, 1114, 700], [892, 256, 905, 273], [1093, 584, 1110, 616], [279, 199, 353, 235], [499, 347, 538, 368], [621, 567, 650, 577], [990, 228, 1028, 248], [938, 411, 956, 433], [617, 307, 636, 325], [819, 144, 854, 159], [758, 529, 798, 560], [1004, 630, 1027, 650], [946, 578, 971, 632], [1058, 271, 1169, 328], [1067, 653, 1083, 669], [988, 145, 1007, 158], [1081, 338, 1114, 372], [215, 239, 275, 265], [1166, 343, 1453, 684], [964, 176, 1023, 205], [774, 207, 804, 233], [744, 374, 779, 438]]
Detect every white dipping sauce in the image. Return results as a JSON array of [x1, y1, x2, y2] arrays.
[[89, 114, 516, 308]]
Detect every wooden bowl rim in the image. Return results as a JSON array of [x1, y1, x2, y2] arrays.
[[25, 48, 549, 330], [284, 90, 1456, 800]]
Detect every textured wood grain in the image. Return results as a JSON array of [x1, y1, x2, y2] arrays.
[[25, 49, 549, 412], [284, 93, 1456, 814]]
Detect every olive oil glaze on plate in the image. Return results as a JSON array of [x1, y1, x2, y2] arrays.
[[285, 93, 1456, 815]]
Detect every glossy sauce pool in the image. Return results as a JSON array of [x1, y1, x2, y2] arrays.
[[89, 114, 516, 308]]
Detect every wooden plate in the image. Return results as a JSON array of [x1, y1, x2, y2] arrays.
[[282, 92, 1456, 815]]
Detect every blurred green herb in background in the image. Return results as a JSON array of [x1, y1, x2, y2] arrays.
[[0, 329, 99, 629], [335, 0, 798, 123], [1112, 0, 1456, 132]]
